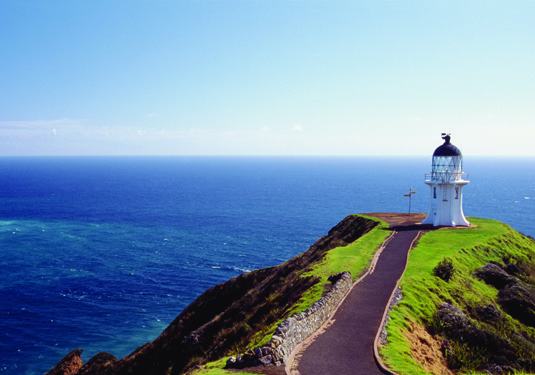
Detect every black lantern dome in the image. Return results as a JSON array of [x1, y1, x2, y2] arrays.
[[430, 134, 465, 182], [433, 134, 462, 157]]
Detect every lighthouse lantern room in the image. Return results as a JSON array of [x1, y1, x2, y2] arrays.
[[422, 134, 470, 227]]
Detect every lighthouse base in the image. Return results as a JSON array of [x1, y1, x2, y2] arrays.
[[422, 182, 470, 227], [422, 210, 470, 227]]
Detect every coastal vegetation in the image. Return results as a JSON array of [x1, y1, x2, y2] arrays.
[[380, 218, 535, 374], [47, 215, 535, 375], [48, 214, 389, 375]]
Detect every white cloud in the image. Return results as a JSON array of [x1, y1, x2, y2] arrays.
[[0, 119, 85, 137], [2, 117, 535, 156]]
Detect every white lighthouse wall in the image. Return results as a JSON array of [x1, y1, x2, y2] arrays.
[[422, 183, 469, 227], [422, 186, 437, 225], [437, 185, 452, 225], [452, 185, 470, 226]]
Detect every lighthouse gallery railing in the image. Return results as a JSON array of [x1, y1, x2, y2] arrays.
[[425, 172, 469, 183]]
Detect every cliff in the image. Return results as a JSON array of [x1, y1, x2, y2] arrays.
[[46, 214, 382, 375], [47, 215, 535, 375]]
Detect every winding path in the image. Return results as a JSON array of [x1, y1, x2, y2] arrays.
[[289, 214, 425, 375]]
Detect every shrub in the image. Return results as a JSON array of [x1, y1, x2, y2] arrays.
[[433, 257, 455, 282], [444, 341, 489, 371]]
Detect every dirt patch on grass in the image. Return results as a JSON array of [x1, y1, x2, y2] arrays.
[[364, 212, 427, 227], [405, 321, 452, 375]]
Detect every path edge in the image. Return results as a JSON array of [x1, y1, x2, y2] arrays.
[[285, 230, 397, 375], [372, 230, 423, 375]]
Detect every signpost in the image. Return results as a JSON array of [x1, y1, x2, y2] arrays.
[[404, 188, 416, 215]]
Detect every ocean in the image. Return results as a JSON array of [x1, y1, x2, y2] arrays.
[[0, 156, 533, 375]]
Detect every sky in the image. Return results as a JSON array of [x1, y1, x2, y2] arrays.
[[1, 1, 534, 156]]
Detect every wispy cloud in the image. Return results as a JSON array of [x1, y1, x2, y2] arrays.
[[0, 119, 166, 141], [0, 119, 286, 155], [4, 117, 532, 156], [0, 119, 86, 137]]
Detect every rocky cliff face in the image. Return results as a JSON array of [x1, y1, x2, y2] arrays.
[[45, 348, 84, 375], [46, 215, 378, 375]]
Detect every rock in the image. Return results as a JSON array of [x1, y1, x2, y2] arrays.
[[328, 272, 344, 283], [258, 355, 273, 366], [475, 263, 535, 328], [434, 304, 517, 366], [226, 357, 236, 366], [271, 349, 282, 362], [181, 331, 200, 345], [486, 363, 504, 374], [505, 263, 522, 276], [45, 348, 83, 375], [270, 335, 283, 347], [498, 283, 535, 327], [243, 348, 256, 361], [228, 269, 354, 369], [76, 352, 117, 375], [475, 304, 502, 322], [474, 263, 517, 289], [434, 303, 475, 339]]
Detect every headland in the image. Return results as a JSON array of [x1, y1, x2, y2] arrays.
[[45, 213, 535, 375]]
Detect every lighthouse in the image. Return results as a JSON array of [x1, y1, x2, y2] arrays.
[[422, 134, 470, 227]]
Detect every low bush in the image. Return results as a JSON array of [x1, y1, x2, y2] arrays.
[[433, 257, 455, 282]]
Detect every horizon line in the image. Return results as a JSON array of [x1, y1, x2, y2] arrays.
[[0, 154, 534, 158]]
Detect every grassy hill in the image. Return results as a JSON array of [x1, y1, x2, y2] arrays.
[[47, 215, 535, 375], [380, 218, 535, 375], [47, 214, 390, 375]]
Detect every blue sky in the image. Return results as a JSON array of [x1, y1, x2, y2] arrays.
[[1, 1, 534, 156]]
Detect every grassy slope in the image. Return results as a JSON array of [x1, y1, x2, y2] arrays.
[[286, 214, 391, 318], [82, 215, 534, 375], [249, 214, 390, 348], [190, 215, 391, 375], [70, 214, 389, 375], [381, 218, 535, 374]]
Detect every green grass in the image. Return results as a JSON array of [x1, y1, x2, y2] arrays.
[[393, 218, 508, 321], [188, 357, 258, 375], [380, 218, 535, 374], [186, 217, 535, 374], [200, 215, 391, 372], [286, 215, 390, 317], [318, 215, 392, 281], [242, 215, 391, 349]]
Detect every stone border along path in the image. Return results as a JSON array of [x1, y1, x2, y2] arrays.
[[288, 225, 423, 375], [226, 271, 356, 369], [226, 230, 397, 372]]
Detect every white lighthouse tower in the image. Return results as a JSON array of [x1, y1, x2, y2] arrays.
[[422, 134, 470, 227]]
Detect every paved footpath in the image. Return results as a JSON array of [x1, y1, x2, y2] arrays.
[[292, 227, 421, 375]]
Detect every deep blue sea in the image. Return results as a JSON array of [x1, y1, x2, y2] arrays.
[[0, 156, 533, 374]]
